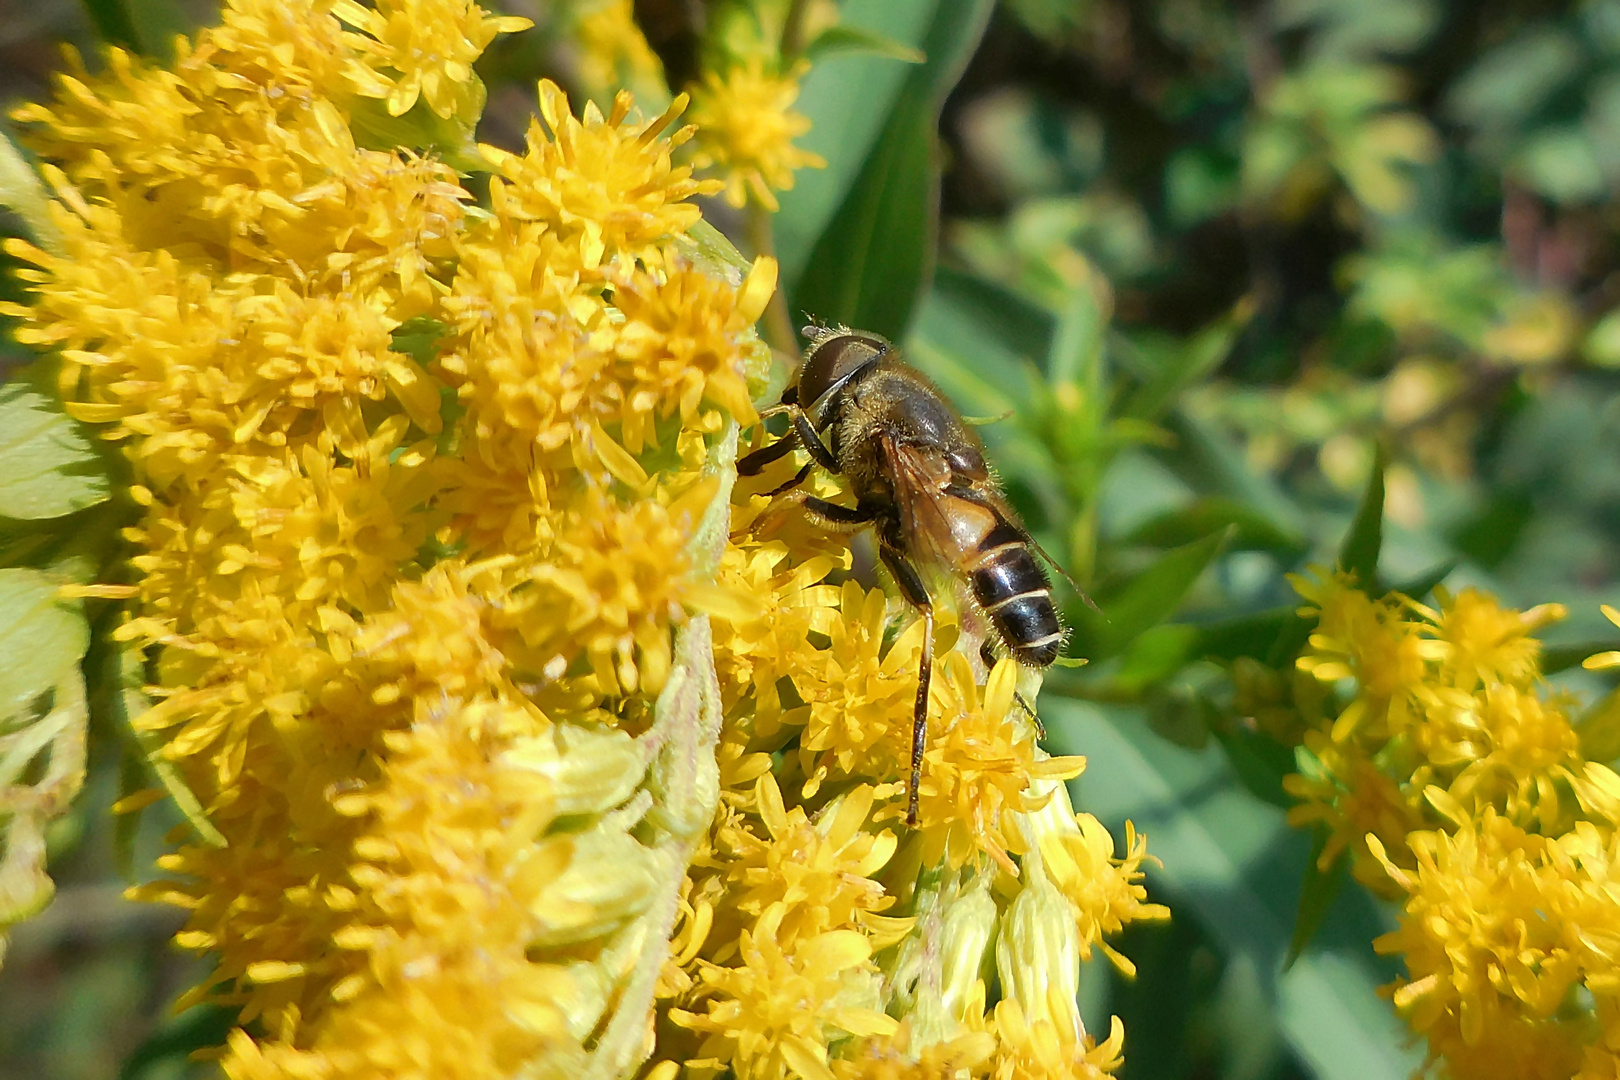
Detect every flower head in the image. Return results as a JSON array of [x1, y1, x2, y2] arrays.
[[688, 58, 826, 211]]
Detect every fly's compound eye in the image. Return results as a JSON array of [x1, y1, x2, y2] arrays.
[[796, 330, 889, 412]]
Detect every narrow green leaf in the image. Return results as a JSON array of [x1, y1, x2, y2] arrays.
[[1072, 526, 1233, 660], [789, 0, 993, 339], [1338, 442, 1387, 590], [0, 380, 112, 521], [1547, 643, 1620, 676], [1160, 409, 1308, 544], [775, 0, 941, 285], [108, 640, 226, 848], [1286, 831, 1349, 969], [1113, 624, 1202, 692], [1046, 278, 1109, 391], [119, 1005, 236, 1080], [789, 82, 934, 338], [803, 24, 926, 64], [79, 0, 141, 50], [1119, 299, 1253, 422], [0, 126, 61, 253], [0, 569, 88, 928], [1576, 686, 1620, 765]]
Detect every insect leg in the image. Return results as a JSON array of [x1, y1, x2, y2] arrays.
[[1013, 692, 1045, 738], [880, 545, 933, 826], [790, 409, 840, 473], [797, 495, 875, 532], [738, 428, 800, 476], [765, 462, 813, 498]]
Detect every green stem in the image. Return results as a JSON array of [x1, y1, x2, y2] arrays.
[[746, 197, 799, 357]]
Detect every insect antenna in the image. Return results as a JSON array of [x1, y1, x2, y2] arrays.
[[1025, 533, 1102, 614]]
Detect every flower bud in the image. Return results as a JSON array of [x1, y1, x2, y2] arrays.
[[996, 860, 1081, 1043], [504, 723, 647, 817], [530, 830, 666, 947]]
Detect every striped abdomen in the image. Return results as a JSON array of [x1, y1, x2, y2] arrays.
[[969, 523, 1063, 666]]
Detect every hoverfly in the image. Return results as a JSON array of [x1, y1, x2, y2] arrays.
[[739, 325, 1072, 824]]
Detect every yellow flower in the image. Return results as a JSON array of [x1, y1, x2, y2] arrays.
[[718, 776, 902, 948], [832, 1025, 997, 1080], [688, 58, 826, 211], [484, 485, 696, 696], [1038, 815, 1171, 976], [335, 0, 531, 119], [710, 541, 842, 723], [989, 1000, 1125, 1080], [1583, 605, 1620, 671], [482, 80, 720, 267], [1292, 568, 1438, 741], [675, 903, 899, 1080], [793, 580, 921, 785], [1367, 813, 1617, 1077], [1283, 729, 1428, 893], [570, 0, 666, 98], [915, 655, 1085, 872], [1421, 586, 1565, 693]]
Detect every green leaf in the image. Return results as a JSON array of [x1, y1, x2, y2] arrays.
[[1119, 301, 1253, 423], [1546, 643, 1620, 677], [1195, 607, 1297, 663], [1159, 409, 1308, 545], [0, 379, 112, 522], [79, 0, 191, 57], [1286, 830, 1349, 969], [1071, 526, 1233, 660], [1338, 441, 1387, 590], [108, 638, 226, 848], [1047, 699, 1419, 1080], [0, 568, 88, 718], [1113, 624, 1202, 692], [788, 0, 993, 339], [1211, 722, 1297, 810], [0, 126, 61, 253], [1387, 559, 1456, 602], [775, 0, 941, 286], [1125, 497, 1306, 556], [119, 1005, 236, 1080], [803, 24, 926, 64], [0, 568, 88, 927]]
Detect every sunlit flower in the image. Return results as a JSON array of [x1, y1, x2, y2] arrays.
[[688, 58, 826, 211], [335, 0, 531, 119], [717, 776, 902, 948], [989, 1000, 1125, 1080], [915, 655, 1085, 872], [482, 80, 720, 267], [674, 904, 899, 1080], [1367, 813, 1618, 1077]]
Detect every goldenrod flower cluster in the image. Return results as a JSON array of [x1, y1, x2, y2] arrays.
[[1287, 573, 1620, 1078], [3, 2, 1165, 1077]]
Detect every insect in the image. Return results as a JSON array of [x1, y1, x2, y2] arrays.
[[739, 324, 1070, 825]]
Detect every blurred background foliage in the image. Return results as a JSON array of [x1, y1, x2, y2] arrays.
[[5, 0, 1620, 1078]]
